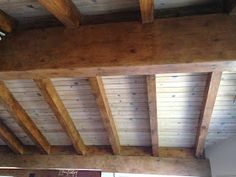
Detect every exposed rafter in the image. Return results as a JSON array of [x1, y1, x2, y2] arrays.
[[89, 77, 121, 155], [0, 81, 51, 154], [34, 79, 87, 155], [195, 72, 222, 158], [0, 10, 15, 33], [139, 0, 154, 23], [146, 75, 159, 156], [38, 0, 80, 28], [0, 120, 24, 154]]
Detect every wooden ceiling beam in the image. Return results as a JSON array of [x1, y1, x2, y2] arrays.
[[0, 10, 15, 33], [195, 72, 222, 158], [0, 81, 51, 154], [0, 15, 236, 79], [89, 77, 121, 155], [0, 120, 24, 154], [139, 0, 154, 23], [34, 79, 87, 155], [146, 75, 159, 156], [38, 0, 80, 28]]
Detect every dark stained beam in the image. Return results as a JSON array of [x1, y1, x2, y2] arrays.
[[89, 77, 121, 155], [195, 72, 222, 158], [0, 81, 51, 154], [34, 79, 87, 155], [139, 0, 154, 23], [146, 75, 159, 156], [0, 10, 15, 33], [0, 120, 24, 154], [38, 0, 80, 27], [0, 15, 236, 79]]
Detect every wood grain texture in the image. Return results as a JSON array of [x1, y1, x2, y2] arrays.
[[195, 72, 222, 157], [0, 81, 50, 154], [0, 154, 211, 176], [89, 77, 121, 154], [38, 0, 80, 27], [146, 75, 158, 156], [139, 0, 154, 23], [0, 15, 236, 79], [0, 120, 24, 154], [34, 79, 87, 155], [0, 9, 15, 33]]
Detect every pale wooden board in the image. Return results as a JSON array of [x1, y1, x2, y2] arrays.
[[206, 72, 236, 147], [4, 80, 72, 146], [102, 76, 151, 146], [51, 78, 110, 146], [156, 73, 208, 148]]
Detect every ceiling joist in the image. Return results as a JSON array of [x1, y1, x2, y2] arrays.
[[146, 75, 159, 156], [34, 79, 87, 155], [89, 77, 121, 155], [195, 72, 222, 157], [38, 0, 80, 28], [0, 81, 51, 154], [0, 120, 24, 154], [139, 0, 154, 23]]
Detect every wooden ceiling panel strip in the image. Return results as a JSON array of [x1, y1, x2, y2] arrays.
[[139, 0, 154, 23], [0, 81, 51, 154], [195, 72, 222, 157], [0, 120, 24, 154], [0, 9, 15, 33], [146, 75, 159, 156], [38, 0, 80, 28], [34, 79, 87, 155], [89, 77, 121, 155]]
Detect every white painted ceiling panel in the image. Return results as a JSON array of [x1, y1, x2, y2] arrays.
[[156, 73, 208, 147]]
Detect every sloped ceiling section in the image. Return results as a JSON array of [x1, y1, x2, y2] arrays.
[[156, 73, 208, 148], [206, 72, 236, 147]]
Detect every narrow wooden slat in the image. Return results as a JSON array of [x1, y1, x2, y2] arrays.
[[0, 120, 24, 154], [139, 0, 154, 23], [0, 81, 50, 154], [38, 0, 80, 27], [34, 79, 87, 155], [0, 10, 15, 33], [146, 75, 159, 156], [89, 77, 120, 155], [195, 72, 222, 157]]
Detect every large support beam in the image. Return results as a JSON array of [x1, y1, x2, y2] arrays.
[[0, 81, 51, 154], [146, 75, 159, 156], [0, 10, 15, 33], [38, 0, 80, 28], [34, 79, 87, 155], [195, 72, 222, 158], [0, 120, 24, 154], [0, 15, 236, 79], [139, 0, 154, 23], [0, 154, 211, 177], [89, 77, 121, 155]]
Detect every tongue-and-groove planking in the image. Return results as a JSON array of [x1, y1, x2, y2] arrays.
[[156, 73, 208, 148], [206, 72, 236, 147]]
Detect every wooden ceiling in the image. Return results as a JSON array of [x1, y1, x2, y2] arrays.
[[0, 0, 236, 164]]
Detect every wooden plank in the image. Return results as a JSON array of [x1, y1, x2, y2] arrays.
[[0, 81, 50, 154], [146, 75, 158, 156], [195, 72, 222, 157], [0, 15, 236, 79], [0, 154, 211, 177], [89, 77, 120, 154], [38, 0, 80, 28], [0, 10, 15, 33], [139, 0, 154, 23], [0, 120, 24, 154], [34, 79, 87, 155]]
